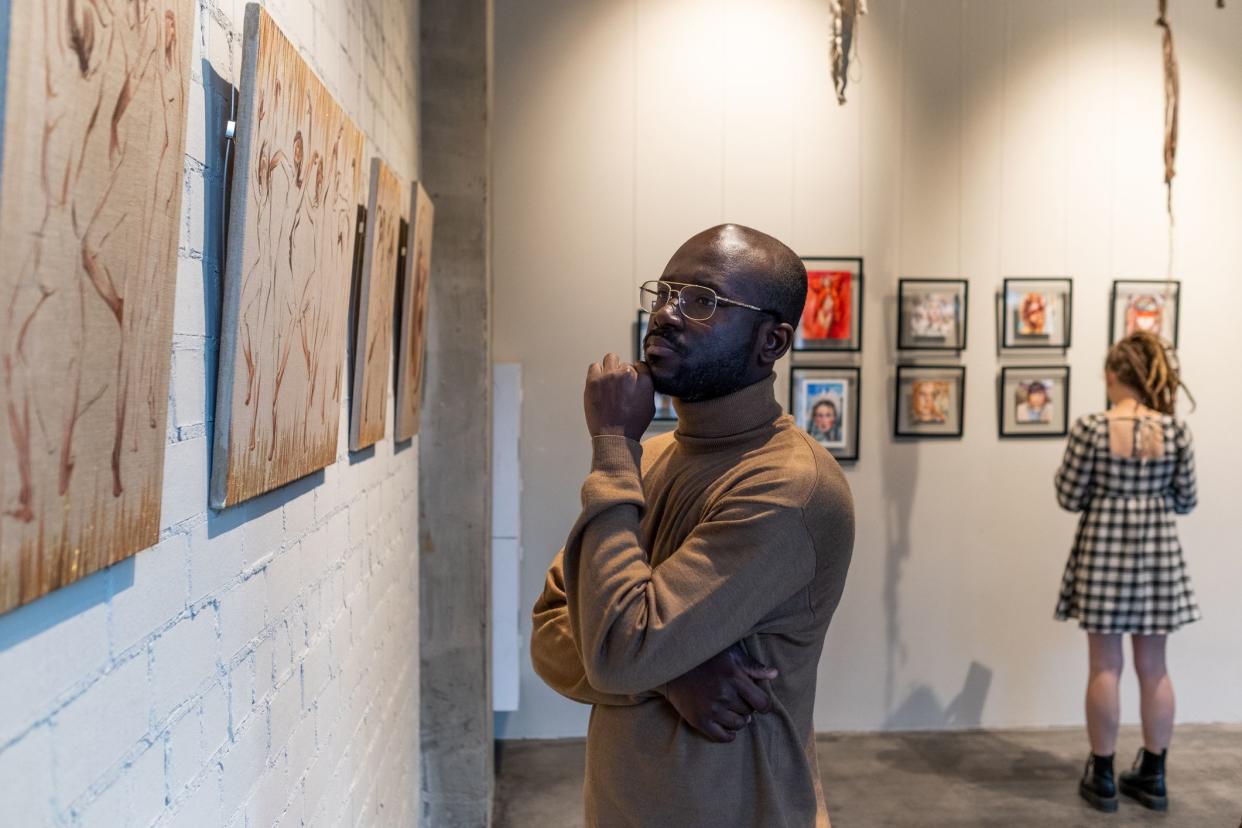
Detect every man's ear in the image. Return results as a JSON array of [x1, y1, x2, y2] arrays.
[[758, 319, 795, 366]]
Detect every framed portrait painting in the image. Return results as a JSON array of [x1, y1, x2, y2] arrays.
[[894, 365, 966, 438], [998, 366, 1070, 438], [794, 257, 863, 353], [790, 367, 861, 462], [1110, 280, 1179, 346], [635, 310, 677, 422], [898, 279, 968, 351], [1001, 278, 1072, 350]]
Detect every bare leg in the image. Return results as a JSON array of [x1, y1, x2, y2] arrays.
[[1132, 634, 1174, 752], [1086, 633, 1124, 755]]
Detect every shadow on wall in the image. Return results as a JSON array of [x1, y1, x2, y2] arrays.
[[883, 660, 993, 731], [879, 293, 916, 718], [0, 563, 131, 651]]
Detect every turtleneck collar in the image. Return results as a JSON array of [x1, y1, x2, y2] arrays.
[[672, 373, 784, 441]]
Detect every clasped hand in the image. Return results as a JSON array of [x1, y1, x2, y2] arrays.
[[664, 643, 778, 743], [584, 353, 655, 441]]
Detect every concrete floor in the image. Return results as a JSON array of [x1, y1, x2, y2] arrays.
[[495, 725, 1242, 827]]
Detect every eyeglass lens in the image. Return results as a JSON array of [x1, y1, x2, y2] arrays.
[[639, 282, 718, 321]]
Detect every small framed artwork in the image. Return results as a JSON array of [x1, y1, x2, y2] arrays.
[[790, 367, 861, 462], [635, 310, 677, 422], [794, 257, 863, 353], [898, 279, 968, 351], [1001, 277, 1072, 349], [1110, 280, 1180, 346], [894, 365, 966, 438], [998, 366, 1070, 438]]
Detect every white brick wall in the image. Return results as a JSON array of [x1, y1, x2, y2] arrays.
[[0, 0, 422, 824]]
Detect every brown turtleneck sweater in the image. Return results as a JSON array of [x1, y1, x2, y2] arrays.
[[531, 374, 855, 827]]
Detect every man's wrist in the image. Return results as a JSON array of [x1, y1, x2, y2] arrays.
[[590, 434, 642, 476]]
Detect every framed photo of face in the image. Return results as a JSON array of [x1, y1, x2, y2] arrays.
[[635, 310, 677, 422], [1001, 278, 1072, 349], [894, 365, 966, 438], [794, 257, 863, 353], [998, 365, 1070, 438], [1110, 280, 1180, 346], [898, 279, 968, 351], [790, 367, 861, 462]]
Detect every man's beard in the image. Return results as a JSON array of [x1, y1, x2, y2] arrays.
[[650, 333, 756, 403]]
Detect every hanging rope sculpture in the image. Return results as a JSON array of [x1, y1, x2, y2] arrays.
[[1156, 0, 1228, 221], [831, 0, 868, 105], [1156, 0, 1180, 220]]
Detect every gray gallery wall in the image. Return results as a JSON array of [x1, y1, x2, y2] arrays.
[[0, 0, 424, 823], [492, 0, 1242, 739]]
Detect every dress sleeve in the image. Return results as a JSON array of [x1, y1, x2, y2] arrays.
[[1055, 416, 1096, 513], [1171, 420, 1198, 515], [530, 548, 658, 706], [561, 436, 823, 696]]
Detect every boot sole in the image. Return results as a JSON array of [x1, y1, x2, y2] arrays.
[[1079, 782, 1119, 813], [1119, 780, 1169, 811]]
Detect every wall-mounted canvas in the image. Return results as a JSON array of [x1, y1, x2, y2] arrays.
[[212, 5, 365, 508], [898, 279, 968, 351], [634, 310, 677, 422], [1110, 280, 1179, 346], [394, 182, 434, 442], [793, 257, 863, 353], [1001, 277, 1073, 350], [999, 365, 1070, 438], [0, 0, 194, 613], [894, 365, 966, 439], [350, 158, 403, 451], [791, 367, 861, 462]]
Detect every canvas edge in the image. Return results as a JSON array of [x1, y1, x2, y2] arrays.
[[210, 3, 263, 510], [350, 157, 387, 452], [392, 181, 420, 443]]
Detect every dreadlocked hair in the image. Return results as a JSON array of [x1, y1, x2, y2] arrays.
[[1105, 331, 1194, 415]]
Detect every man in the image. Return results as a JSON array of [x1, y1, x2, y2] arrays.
[[531, 224, 855, 827]]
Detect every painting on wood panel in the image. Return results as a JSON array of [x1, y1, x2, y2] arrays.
[[211, 5, 365, 508], [0, 0, 194, 613], [393, 183, 434, 443], [349, 158, 403, 451]]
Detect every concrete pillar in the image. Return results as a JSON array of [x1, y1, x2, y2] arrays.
[[418, 0, 494, 825]]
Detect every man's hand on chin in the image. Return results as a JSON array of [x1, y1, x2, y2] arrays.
[[584, 353, 656, 441], [664, 643, 778, 743]]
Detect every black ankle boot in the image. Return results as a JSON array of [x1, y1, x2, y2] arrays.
[[1119, 748, 1168, 811], [1079, 753, 1118, 812]]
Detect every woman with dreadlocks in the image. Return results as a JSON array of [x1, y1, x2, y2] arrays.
[[1054, 331, 1199, 814]]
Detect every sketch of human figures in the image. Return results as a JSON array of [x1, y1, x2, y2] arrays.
[[0, 0, 193, 613], [350, 158, 403, 451], [394, 182, 434, 443], [211, 6, 365, 508]]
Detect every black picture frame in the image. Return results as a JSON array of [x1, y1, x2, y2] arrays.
[[793, 256, 864, 354], [1000, 277, 1073, 350], [789, 366, 862, 463], [897, 278, 969, 351], [894, 364, 966, 439], [634, 309, 676, 422], [998, 365, 1071, 439], [1109, 279, 1181, 347]]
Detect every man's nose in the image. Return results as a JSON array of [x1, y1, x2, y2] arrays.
[[653, 293, 684, 327]]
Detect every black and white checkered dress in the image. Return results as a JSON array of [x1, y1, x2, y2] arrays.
[[1054, 413, 1200, 634]]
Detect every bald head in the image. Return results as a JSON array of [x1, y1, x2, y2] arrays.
[[665, 224, 808, 327]]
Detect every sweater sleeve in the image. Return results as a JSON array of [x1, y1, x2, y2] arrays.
[[530, 548, 658, 706], [562, 435, 818, 696], [1170, 420, 1198, 515], [1055, 416, 1096, 513]]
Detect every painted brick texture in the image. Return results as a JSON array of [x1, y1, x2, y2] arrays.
[[0, 0, 422, 825]]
